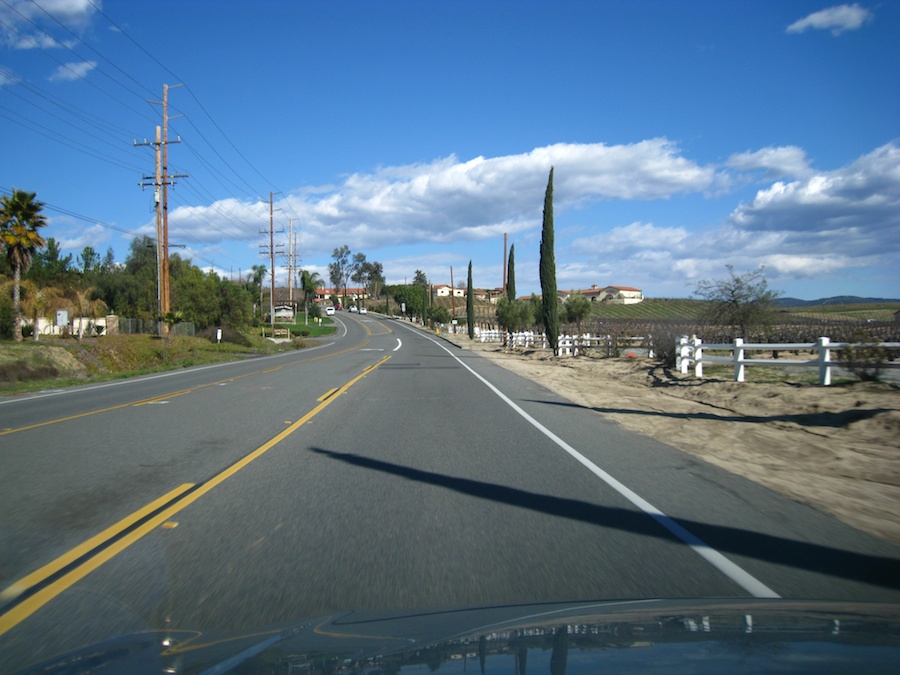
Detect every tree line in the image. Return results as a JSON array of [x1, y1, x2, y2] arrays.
[[5, 179, 783, 349], [2, 189, 281, 340]]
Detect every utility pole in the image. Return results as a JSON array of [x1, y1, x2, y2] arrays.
[[135, 83, 187, 334], [287, 217, 297, 308], [450, 266, 456, 328], [502, 232, 508, 294], [259, 192, 284, 335]]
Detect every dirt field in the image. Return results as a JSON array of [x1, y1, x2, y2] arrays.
[[441, 332, 900, 546]]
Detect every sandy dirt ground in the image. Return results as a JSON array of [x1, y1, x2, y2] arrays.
[[440, 332, 900, 546]]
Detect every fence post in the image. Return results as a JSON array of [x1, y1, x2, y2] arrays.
[[693, 336, 703, 378], [677, 336, 689, 373], [734, 338, 745, 382], [818, 336, 832, 386]]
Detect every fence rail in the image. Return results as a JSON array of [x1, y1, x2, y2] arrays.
[[677, 336, 900, 385], [474, 329, 652, 356]]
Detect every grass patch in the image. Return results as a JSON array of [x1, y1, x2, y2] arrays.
[[694, 363, 823, 385], [257, 321, 336, 338], [782, 303, 900, 322], [0, 331, 308, 395], [588, 298, 708, 320]]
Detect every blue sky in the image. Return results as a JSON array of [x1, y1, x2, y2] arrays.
[[2, 0, 898, 300]]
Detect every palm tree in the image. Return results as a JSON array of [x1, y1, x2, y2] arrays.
[[299, 269, 324, 326], [67, 286, 108, 339], [249, 264, 267, 317], [1, 189, 47, 341], [16, 280, 68, 341]]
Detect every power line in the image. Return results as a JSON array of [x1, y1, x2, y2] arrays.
[[7, 1, 301, 277], [26, 0, 159, 101], [0, 4, 159, 124], [2, 87, 149, 171], [1, 185, 144, 238], [0, 107, 147, 172], [85, 0, 275, 198]]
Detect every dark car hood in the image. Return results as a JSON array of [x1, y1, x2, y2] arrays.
[[17, 598, 900, 674]]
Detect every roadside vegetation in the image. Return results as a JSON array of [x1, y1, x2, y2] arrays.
[[0, 332, 314, 395], [4, 190, 897, 392]]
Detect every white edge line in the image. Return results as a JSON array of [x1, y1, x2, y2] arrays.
[[399, 324, 780, 599]]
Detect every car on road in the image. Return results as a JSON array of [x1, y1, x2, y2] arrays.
[[359, 307, 367, 314], [325, 306, 335, 316], [349, 305, 358, 313]]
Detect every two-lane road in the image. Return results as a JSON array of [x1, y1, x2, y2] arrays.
[[2, 314, 899, 669]]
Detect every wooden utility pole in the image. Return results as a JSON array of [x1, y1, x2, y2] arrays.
[[450, 266, 456, 325], [135, 83, 187, 333], [258, 195, 283, 335], [269, 192, 276, 333], [160, 84, 172, 316], [154, 125, 163, 321], [502, 232, 508, 294], [287, 217, 296, 307]]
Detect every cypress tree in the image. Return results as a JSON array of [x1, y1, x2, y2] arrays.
[[506, 244, 516, 303], [539, 167, 559, 353], [466, 260, 475, 339]]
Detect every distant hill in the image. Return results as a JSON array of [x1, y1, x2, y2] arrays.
[[776, 296, 900, 308]]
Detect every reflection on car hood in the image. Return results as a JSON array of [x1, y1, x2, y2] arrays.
[[18, 598, 900, 674]]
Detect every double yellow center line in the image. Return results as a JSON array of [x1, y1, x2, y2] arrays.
[[0, 355, 390, 637], [1, 338, 373, 437]]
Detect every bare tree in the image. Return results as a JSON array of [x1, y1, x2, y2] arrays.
[[692, 265, 781, 338]]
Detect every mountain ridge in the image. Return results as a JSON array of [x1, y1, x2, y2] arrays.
[[775, 296, 900, 308]]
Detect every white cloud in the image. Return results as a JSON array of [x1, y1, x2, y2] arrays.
[[728, 143, 900, 257], [14, 33, 63, 49], [163, 140, 899, 298], [0, 65, 18, 86], [545, 144, 899, 294], [786, 3, 873, 36], [760, 253, 851, 277], [48, 60, 96, 81], [1, 0, 98, 48], [160, 197, 270, 243], [58, 223, 109, 251], [725, 146, 812, 180], [571, 221, 689, 255], [300, 140, 715, 247], [177, 140, 721, 258]]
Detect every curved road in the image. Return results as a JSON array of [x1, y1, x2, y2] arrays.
[[2, 313, 899, 669]]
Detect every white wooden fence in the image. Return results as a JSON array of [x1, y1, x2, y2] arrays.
[[475, 329, 651, 356], [677, 336, 900, 386]]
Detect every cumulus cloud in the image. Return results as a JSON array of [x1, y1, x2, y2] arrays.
[[725, 146, 812, 180], [159, 197, 271, 243], [0, 0, 99, 48], [728, 143, 900, 251], [760, 253, 852, 277], [164, 140, 898, 296], [571, 221, 689, 255], [552, 144, 898, 293], [48, 60, 96, 81], [0, 65, 18, 86], [172, 140, 721, 257], [58, 223, 109, 251], [293, 140, 716, 251], [14, 33, 65, 50], [786, 3, 873, 36]]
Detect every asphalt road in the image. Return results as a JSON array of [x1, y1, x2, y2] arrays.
[[2, 313, 899, 670]]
